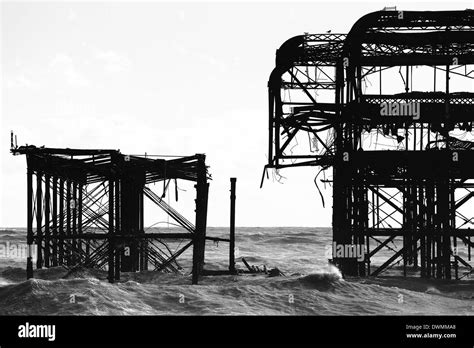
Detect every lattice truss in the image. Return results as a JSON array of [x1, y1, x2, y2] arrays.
[[12, 145, 211, 283], [265, 10, 474, 279]]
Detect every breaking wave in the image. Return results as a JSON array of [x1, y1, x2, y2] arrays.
[[0, 227, 472, 315]]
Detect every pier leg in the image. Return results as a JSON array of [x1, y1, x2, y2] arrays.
[[26, 168, 33, 279], [78, 183, 83, 263], [115, 178, 121, 280], [229, 178, 236, 274], [52, 176, 58, 266], [44, 174, 50, 267], [108, 179, 115, 283], [36, 171, 43, 269], [59, 178, 64, 265], [66, 180, 71, 266], [192, 155, 207, 284], [72, 181, 77, 265]]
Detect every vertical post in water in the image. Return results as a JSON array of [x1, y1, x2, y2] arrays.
[[58, 178, 64, 265], [445, 62, 450, 135], [108, 179, 115, 283], [192, 154, 207, 284], [114, 178, 121, 281], [139, 180, 147, 271], [44, 174, 50, 268], [66, 180, 71, 266], [78, 183, 83, 262], [26, 167, 33, 279], [229, 177, 236, 274], [36, 171, 43, 269], [52, 176, 58, 266], [72, 181, 77, 265]]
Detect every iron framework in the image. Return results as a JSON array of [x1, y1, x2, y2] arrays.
[[265, 10, 474, 279], [11, 143, 234, 284]]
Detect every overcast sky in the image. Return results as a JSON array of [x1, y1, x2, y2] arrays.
[[1, 0, 471, 227]]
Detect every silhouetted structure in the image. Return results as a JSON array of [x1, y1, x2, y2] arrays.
[[265, 10, 474, 279], [11, 142, 236, 284]]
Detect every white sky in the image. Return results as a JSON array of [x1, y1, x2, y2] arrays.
[[1, 0, 471, 227]]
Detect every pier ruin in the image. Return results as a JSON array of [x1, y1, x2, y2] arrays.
[[264, 10, 474, 279], [10, 142, 236, 283]]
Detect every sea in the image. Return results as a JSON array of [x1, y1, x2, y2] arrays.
[[0, 227, 473, 315]]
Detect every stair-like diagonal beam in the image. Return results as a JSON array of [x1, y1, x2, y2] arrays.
[[143, 186, 195, 233]]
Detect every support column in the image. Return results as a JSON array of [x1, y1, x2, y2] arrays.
[[120, 169, 143, 273], [108, 179, 115, 283], [52, 176, 58, 266], [192, 155, 207, 284], [66, 180, 71, 266], [420, 184, 427, 277], [115, 178, 121, 280], [26, 168, 33, 279], [139, 183, 146, 271], [426, 180, 434, 278], [36, 171, 43, 269], [78, 183, 83, 262], [229, 178, 236, 274], [44, 174, 50, 267], [58, 178, 64, 265], [71, 181, 77, 265]]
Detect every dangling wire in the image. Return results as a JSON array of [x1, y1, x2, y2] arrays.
[[314, 168, 326, 208]]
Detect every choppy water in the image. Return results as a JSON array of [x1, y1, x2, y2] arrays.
[[0, 227, 473, 315]]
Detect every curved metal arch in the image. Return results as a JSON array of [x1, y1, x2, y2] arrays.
[[342, 10, 474, 68]]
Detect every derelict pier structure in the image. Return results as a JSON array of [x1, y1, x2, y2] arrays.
[[265, 10, 474, 279], [11, 142, 236, 284]]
